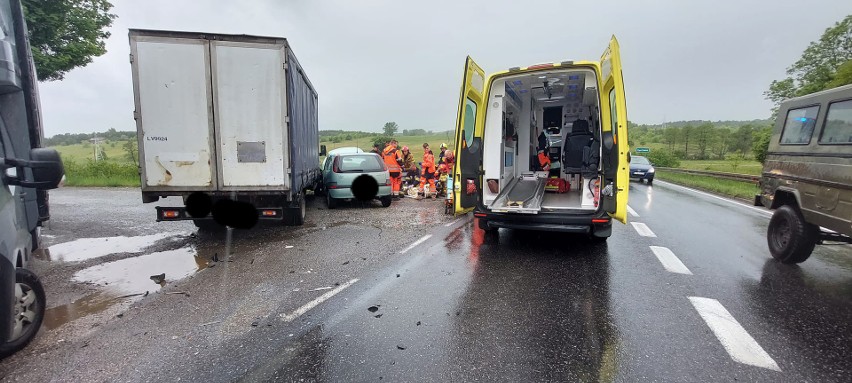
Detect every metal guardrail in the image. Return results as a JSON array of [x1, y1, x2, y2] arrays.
[[656, 167, 760, 183]]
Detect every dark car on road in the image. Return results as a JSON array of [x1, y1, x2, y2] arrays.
[[629, 155, 655, 184], [756, 83, 852, 263]]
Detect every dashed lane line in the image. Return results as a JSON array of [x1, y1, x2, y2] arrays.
[[649, 246, 692, 275], [627, 205, 640, 217], [399, 234, 433, 254], [280, 279, 359, 322], [631, 222, 657, 237], [689, 297, 781, 372]]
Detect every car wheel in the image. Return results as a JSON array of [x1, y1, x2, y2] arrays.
[[326, 192, 338, 209], [646, 178, 653, 185], [767, 205, 818, 264], [0, 268, 45, 359], [380, 196, 392, 208], [477, 218, 498, 233]]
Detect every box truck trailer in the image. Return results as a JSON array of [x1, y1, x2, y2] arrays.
[[129, 29, 324, 228]]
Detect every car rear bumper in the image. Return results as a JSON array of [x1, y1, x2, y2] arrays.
[[328, 186, 392, 200], [629, 171, 654, 180]]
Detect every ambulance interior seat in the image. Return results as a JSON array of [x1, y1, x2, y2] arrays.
[[562, 119, 593, 175]]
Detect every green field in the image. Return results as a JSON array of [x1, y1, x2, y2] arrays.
[[656, 170, 759, 200], [53, 142, 134, 164]]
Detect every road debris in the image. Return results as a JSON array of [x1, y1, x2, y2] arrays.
[[396, 344, 406, 350], [308, 287, 333, 292], [374, 314, 383, 318], [368, 306, 379, 313], [150, 273, 166, 284], [198, 320, 221, 327]]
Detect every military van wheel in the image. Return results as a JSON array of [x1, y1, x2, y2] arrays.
[[767, 205, 817, 264], [380, 196, 392, 207], [0, 269, 45, 359]]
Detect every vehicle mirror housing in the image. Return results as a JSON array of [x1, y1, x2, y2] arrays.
[[2, 148, 65, 190], [319, 145, 327, 157]]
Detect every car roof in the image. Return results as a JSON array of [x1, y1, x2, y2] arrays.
[[328, 147, 364, 155]]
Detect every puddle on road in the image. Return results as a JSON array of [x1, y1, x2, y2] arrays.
[[43, 292, 123, 330], [73, 247, 207, 295], [36, 232, 185, 262]]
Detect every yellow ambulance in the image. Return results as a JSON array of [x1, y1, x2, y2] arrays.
[[452, 37, 629, 240]]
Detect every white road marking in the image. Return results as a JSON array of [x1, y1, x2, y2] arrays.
[[688, 297, 781, 371], [656, 180, 771, 217], [281, 278, 359, 322], [399, 234, 432, 254], [308, 286, 333, 292], [649, 246, 692, 275], [631, 222, 657, 237], [445, 218, 461, 227], [627, 205, 640, 217]]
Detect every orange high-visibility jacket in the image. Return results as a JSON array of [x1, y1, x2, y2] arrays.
[[422, 151, 436, 174], [383, 145, 402, 172]]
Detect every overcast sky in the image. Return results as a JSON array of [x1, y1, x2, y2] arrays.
[[37, 0, 852, 136]]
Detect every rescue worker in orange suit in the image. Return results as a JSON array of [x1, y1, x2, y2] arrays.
[[420, 143, 437, 197], [383, 139, 404, 197]]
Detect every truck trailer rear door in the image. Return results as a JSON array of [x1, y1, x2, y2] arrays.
[[211, 41, 289, 190], [452, 56, 486, 215], [599, 36, 629, 224], [131, 35, 216, 189]]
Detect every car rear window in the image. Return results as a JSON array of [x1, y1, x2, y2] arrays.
[[819, 99, 852, 144], [338, 154, 385, 172], [780, 105, 819, 145]]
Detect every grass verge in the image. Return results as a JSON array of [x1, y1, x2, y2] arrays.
[[656, 170, 759, 201], [63, 160, 140, 187]]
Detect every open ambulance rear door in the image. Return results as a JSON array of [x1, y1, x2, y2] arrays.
[[599, 36, 629, 223], [452, 56, 486, 215]]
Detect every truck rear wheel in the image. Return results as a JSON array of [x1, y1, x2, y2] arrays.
[[285, 191, 306, 226], [767, 205, 817, 264], [0, 268, 45, 359], [193, 219, 223, 231]]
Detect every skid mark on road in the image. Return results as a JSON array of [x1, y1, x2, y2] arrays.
[[689, 297, 781, 372], [627, 205, 640, 217], [281, 279, 359, 322], [399, 234, 433, 254], [631, 222, 657, 237], [649, 246, 692, 275]]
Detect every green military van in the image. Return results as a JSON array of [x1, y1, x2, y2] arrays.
[[756, 84, 852, 263]]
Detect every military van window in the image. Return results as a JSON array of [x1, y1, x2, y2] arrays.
[[463, 98, 476, 145], [779, 105, 819, 145], [819, 99, 852, 144]]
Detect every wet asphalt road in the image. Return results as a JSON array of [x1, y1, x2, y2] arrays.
[[0, 183, 850, 382]]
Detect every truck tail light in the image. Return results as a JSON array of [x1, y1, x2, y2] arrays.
[[163, 210, 180, 218], [261, 210, 277, 217], [592, 218, 610, 223]]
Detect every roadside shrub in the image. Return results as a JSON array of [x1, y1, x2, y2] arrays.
[[752, 127, 772, 164], [646, 150, 680, 168], [63, 160, 139, 186]]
